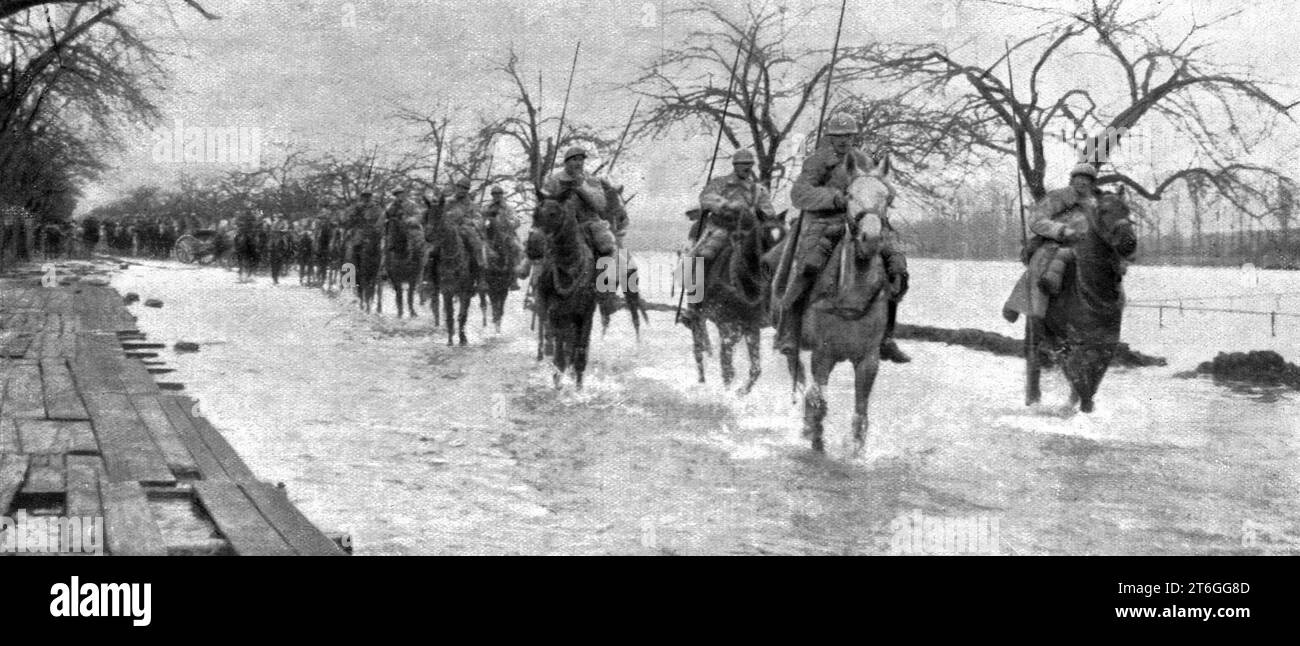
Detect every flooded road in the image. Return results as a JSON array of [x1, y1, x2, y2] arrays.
[[109, 257, 1300, 555]]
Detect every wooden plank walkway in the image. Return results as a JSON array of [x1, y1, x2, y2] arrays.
[[0, 267, 345, 556]]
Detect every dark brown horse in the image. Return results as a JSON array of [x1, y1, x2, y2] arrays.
[[689, 211, 785, 395], [482, 218, 519, 333], [344, 227, 382, 312], [266, 227, 293, 285], [431, 214, 481, 345], [1027, 189, 1136, 412], [383, 218, 426, 318], [534, 199, 599, 389], [234, 229, 259, 282]]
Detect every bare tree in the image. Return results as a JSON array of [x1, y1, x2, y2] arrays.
[[491, 48, 616, 206], [857, 0, 1297, 216], [622, 0, 882, 190]]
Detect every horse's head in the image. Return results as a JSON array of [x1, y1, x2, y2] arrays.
[[534, 199, 567, 234], [1094, 187, 1136, 260], [844, 150, 895, 249]]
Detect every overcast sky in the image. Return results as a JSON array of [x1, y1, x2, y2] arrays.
[[82, 0, 1300, 227]]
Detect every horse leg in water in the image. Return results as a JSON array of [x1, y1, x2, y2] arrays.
[[572, 308, 596, 390], [717, 322, 737, 388], [490, 288, 506, 333], [443, 292, 456, 346], [389, 275, 404, 318], [406, 280, 418, 318], [850, 352, 881, 457], [690, 320, 709, 384], [1064, 341, 1114, 414], [457, 291, 471, 346], [625, 266, 645, 339], [428, 267, 441, 326], [480, 291, 488, 327], [551, 316, 573, 389], [736, 326, 762, 396], [536, 316, 546, 362], [803, 352, 836, 453]]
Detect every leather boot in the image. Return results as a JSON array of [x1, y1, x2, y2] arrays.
[[878, 247, 911, 364], [775, 272, 812, 356], [879, 300, 911, 364]]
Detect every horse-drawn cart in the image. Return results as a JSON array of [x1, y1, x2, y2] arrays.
[[173, 229, 222, 264]]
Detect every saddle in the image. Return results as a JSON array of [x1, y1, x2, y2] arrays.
[[809, 234, 886, 320]]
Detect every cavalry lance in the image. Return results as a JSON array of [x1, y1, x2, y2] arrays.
[[770, 0, 849, 362], [529, 41, 581, 339], [1004, 41, 1037, 405], [604, 99, 641, 178], [674, 44, 745, 325]]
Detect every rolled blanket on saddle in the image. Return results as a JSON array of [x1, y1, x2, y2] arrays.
[[1004, 242, 1070, 321]]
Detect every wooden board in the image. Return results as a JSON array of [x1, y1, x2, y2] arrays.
[[81, 392, 174, 486], [0, 453, 29, 515], [3, 362, 45, 419], [117, 357, 160, 396], [129, 394, 199, 477], [65, 455, 103, 518], [189, 412, 255, 480], [70, 333, 128, 395], [101, 481, 167, 556], [40, 358, 89, 420], [15, 419, 96, 454], [0, 417, 18, 454], [163, 395, 255, 481], [157, 395, 227, 479], [240, 481, 345, 556], [22, 452, 64, 494], [194, 481, 295, 556]]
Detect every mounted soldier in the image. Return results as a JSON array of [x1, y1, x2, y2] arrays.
[[680, 148, 776, 326], [541, 146, 617, 258], [1003, 162, 1102, 323], [441, 178, 487, 272], [383, 188, 418, 254], [774, 112, 911, 363], [344, 190, 383, 242], [484, 185, 523, 288]]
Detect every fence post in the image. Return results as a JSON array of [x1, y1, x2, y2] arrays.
[[1158, 305, 1164, 329], [1271, 311, 1277, 337]]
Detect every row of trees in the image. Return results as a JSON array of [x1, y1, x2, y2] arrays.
[[0, 0, 221, 223], [892, 174, 1300, 267], [620, 0, 1297, 249], [12, 0, 1300, 265]]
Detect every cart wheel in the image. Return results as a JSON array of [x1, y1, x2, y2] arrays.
[[173, 235, 197, 264]]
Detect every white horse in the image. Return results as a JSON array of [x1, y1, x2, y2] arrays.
[[789, 150, 896, 455]]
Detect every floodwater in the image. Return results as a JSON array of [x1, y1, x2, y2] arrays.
[[108, 255, 1300, 555]]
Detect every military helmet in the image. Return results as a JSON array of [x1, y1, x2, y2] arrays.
[[825, 112, 859, 136], [392, 188, 406, 195], [732, 149, 756, 164], [1069, 163, 1099, 180], [491, 186, 505, 195], [359, 190, 374, 198], [455, 177, 472, 189], [563, 146, 587, 161]]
